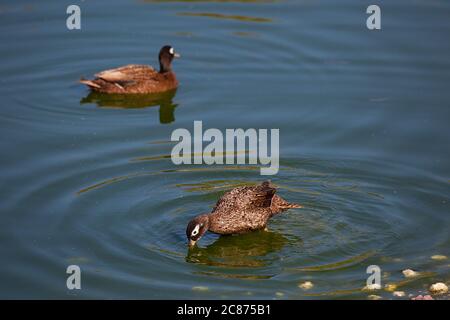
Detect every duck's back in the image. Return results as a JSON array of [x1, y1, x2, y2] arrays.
[[208, 183, 276, 234], [95, 64, 156, 82], [81, 64, 178, 94]]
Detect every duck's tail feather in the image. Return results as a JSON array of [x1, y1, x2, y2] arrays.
[[270, 195, 302, 216], [280, 202, 302, 209], [79, 78, 101, 89]]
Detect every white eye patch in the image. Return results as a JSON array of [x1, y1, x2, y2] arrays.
[[169, 47, 174, 55], [191, 224, 200, 237]]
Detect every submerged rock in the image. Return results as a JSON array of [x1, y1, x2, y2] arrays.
[[402, 269, 419, 278], [192, 286, 209, 292], [298, 281, 314, 290], [429, 282, 448, 295], [368, 294, 382, 300], [393, 291, 406, 297], [431, 255, 448, 261], [363, 283, 382, 291], [384, 283, 397, 292]]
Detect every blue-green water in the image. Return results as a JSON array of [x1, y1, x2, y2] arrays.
[[0, 0, 449, 299]]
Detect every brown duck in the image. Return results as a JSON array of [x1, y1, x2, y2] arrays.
[[80, 45, 180, 94], [186, 181, 301, 247]]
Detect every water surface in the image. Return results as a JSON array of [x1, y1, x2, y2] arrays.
[[0, 0, 449, 299]]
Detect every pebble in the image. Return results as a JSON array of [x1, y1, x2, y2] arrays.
[[431, 255, 448, 261], [411, 294, 434, 300], [429, 282, 448, 295], [402, 269, 419, 278], [368, 294, 382, 300], [298, 281, 314, 290], [393, 291, 405, 297]]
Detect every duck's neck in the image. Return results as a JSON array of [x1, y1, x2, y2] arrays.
[[159, 61, 172, 73], [199, 213, 211, 230]]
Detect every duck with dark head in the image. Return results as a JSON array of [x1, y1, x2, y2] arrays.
[[186, 181, 302, 247], [159, 45, 180, 73], [80, 45, 180, 94]]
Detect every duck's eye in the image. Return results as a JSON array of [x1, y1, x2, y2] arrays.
[[191, 224, 200, 237], [169, 47, 174, 55]]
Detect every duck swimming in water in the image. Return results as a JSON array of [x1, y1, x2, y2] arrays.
[[186, 181, 301, 247], [80, 45, 180, 94]]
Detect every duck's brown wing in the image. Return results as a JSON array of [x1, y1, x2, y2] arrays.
[[95, 64, 157, 83], [212, 181, 276, 213]]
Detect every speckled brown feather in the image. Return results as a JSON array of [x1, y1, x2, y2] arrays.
[[80, 64, 178, 94], [207, 181, 301, 235]]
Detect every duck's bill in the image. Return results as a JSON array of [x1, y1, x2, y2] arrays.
[[188, 239, 196, 247], [174, 52, 181, 58]]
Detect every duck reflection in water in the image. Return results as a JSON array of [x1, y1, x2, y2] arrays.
[[186, 230, 289, 268], [80, 89, 178, 124]]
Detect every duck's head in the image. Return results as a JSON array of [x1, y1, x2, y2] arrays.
[[159, 45, 180, 73], [186, 214, 209, 247]]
